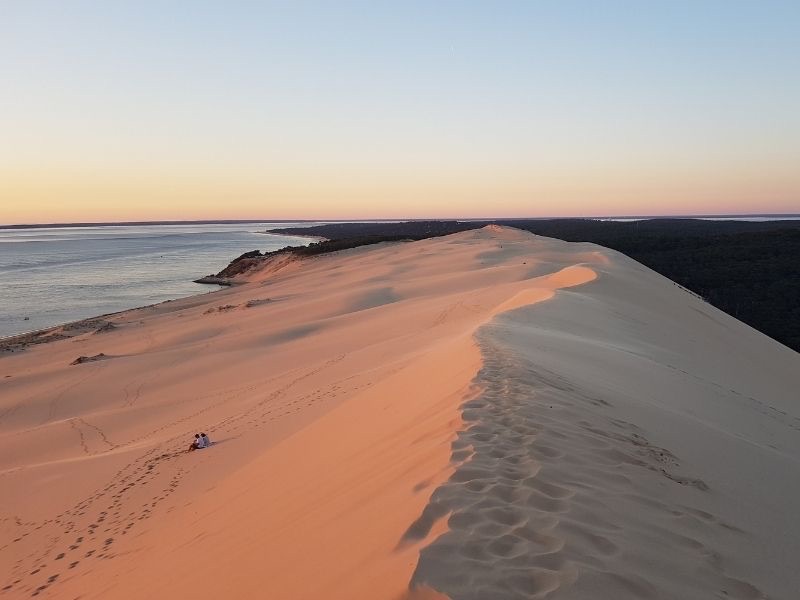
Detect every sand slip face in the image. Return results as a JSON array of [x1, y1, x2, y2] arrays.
[[0, 226, 599, 599], [409, 245, 800, 599]]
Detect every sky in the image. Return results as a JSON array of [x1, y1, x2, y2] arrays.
[[1, 1, 798, 224]]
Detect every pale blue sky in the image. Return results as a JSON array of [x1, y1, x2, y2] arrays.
[[1, 1, 798, 221]]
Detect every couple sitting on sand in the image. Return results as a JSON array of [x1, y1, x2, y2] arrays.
[[188, 432, 211, 451]]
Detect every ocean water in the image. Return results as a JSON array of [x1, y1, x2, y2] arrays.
[[0, 222, 321, 339]]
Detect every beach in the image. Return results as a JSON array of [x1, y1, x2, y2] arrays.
[[1, 225, 798, 599], [0, 223, 318, 339]]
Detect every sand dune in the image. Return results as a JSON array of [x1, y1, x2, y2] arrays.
[[1, 226, 798, 599]]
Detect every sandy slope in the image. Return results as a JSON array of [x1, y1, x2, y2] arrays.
[[410, 245, 800, 599], [1, 226, 798, 599]]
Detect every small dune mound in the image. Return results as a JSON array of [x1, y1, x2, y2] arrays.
[[245, 298, 271, 308], [204, 304, 238, 314], [70, 353, 108, 365]]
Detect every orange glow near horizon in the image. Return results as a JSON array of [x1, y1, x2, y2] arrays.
[[2, 4, 798, 225], [2, 164, 798, 225]]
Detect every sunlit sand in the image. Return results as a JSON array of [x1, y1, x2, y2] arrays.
[[1, 226, 798, 599]]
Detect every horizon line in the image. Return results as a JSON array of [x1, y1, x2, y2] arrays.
[[3, 213, 800, 230]]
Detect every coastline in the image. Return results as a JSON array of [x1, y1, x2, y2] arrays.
[[0, 287, 230, 352], [2, 232, 323, 348], [0, 224, 320, 343]]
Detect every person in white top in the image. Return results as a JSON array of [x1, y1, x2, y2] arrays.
[[188, 433, 204, 451], [200, 432, 211, 447]]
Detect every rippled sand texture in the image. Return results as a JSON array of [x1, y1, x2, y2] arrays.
[[410, 250, 800, 599]]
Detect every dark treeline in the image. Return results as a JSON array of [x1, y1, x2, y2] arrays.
[[268, 219, 800, 352], [269, 235, 413, 257]]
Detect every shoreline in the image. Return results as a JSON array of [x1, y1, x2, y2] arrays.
[[0, 288, 229, 351], [0, 233, 323, 346]]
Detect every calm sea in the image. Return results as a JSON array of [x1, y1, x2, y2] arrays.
[[0, 222, 321, 339]]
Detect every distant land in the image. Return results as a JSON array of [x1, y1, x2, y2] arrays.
[[1, 214, 798, 229], [0, 219, 320, 230]]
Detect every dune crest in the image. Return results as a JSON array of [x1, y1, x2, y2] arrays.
[[1, 226, 798, 599]]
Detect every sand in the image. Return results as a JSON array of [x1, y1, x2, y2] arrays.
[[1, 226, 798, 599]]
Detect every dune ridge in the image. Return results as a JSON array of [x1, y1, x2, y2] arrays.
[[410, 242, 800, 599], [1, 226, 798, 599]]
